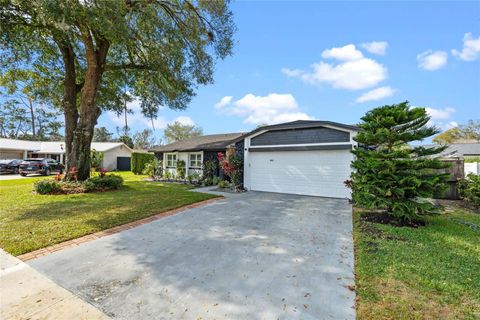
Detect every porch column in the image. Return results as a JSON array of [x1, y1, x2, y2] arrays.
[[60, 153, 64, 164], [23, 150, 28, 160]]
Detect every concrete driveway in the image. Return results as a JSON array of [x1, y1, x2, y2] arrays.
[[29, 191, 355, 320]]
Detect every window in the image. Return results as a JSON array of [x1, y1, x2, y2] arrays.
[[189, 153, 202, 168], [166, 153, 177, 167]]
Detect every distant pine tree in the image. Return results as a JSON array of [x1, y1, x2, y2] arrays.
[[351, 101, 449, 222]]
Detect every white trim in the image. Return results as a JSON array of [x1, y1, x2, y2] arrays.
[[188, 152, 202, 169], [165, 152, 177, 167], [249, 141, 352, 149]]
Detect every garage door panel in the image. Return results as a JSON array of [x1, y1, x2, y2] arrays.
[[248, 150, 352, 198]]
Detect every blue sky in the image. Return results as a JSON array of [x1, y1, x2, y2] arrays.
[[98, 1, 480, 142]]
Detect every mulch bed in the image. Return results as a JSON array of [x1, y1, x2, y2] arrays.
[[359, 211, 426, 228]]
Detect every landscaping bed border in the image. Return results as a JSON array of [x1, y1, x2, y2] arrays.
[[17, 197, 222, 261]]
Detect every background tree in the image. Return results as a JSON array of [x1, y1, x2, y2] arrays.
[[164, 121, 203, 143], [433, 120, 480, 144], [117, 135, 134, 149], [0, 71, 63, 140], [350, 102, 449, 223], [1, 0, 235, 180], [93, 127, 113, 142], [133, 129, 158, 150]]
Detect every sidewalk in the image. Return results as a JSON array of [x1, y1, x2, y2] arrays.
[[0, 249, 109, 320]]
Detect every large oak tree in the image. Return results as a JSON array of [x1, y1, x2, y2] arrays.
[[0, 0, 235, 180]]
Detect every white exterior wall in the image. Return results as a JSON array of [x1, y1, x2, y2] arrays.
[[465, 162, 480, 175], [102, 145, 132, 171], [162, 151, 204, 178]]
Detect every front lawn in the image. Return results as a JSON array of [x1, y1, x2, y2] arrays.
[[0, 172, 217, 256], [354, 207, 480, 319]]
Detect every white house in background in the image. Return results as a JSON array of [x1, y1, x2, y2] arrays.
[[0, 138, 133, 171]]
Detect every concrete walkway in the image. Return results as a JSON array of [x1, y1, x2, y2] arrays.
[[29, 191, 355, 319], [0, 249, 109, 320]]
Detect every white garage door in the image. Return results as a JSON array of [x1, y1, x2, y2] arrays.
[[248, 149, 353, 198]]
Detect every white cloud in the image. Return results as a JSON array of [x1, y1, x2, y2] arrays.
[[425, 107, 456, 120], [446, 121, 459, 129], [452, 33, 480, 61], [173, 116, 195, 126], [321, 44, 364, 61], [281, 68, 304, 77], [360, 41, 388, 55], [283, 44, 387, 90], [214, 96, 233, 109], [417, 50, 448, 70], [355, 86, 396, 103], [220, 93, 313, 125]]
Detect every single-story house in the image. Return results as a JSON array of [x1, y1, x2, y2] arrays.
[[151, 120, 360, 198], [150, 132, 245, 177], [435, 143, 480, 159], [0, 138, 133, 171], [434, 143, 480, 176]]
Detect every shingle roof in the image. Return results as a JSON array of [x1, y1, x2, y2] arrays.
[[243, 120, 360, 138], [150, 133, 245, 152], [434, 143, 480, 157], [0, 138, 131, 153]]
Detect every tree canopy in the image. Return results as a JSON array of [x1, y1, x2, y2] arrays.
[[351, 102, 449, 222], [0, 0, 235, 179], [92, 127, 113, 142], [164, 120, 203, 143], [133, 128, 158, 150], [433, 120, 480, 144]]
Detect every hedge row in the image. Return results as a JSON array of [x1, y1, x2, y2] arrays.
[[131, 152, 155, 174]]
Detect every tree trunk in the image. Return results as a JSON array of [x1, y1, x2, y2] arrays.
[[28, 98, 36, 140], [57, 30, 109, 181]]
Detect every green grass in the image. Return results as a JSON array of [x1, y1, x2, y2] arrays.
[[354, 208, 480, 319], [0, 172, 217, 256]]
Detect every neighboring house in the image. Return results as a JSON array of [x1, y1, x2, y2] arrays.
[[151, 120, 360, 199], [434, 143, 480, 176], [0, 138, 133, 171], [150, 133, 245, 177], [435, 143, 480, 159]]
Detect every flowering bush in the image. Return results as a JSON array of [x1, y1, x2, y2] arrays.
[[217, 152, 243, 190], [67, 166, 78, 181], [99, 168, 108, 177]]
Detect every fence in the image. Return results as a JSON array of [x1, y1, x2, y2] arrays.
[[436, 158, 464, 200]]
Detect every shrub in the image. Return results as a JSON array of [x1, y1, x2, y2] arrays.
[[203, 177, 213, 186], [90, 150, 104, 171], [465, 156, 480, 163], [34, 180, 62, 194], [164, 170, 172, 181], [458, 174, 480, 208], [187, 172, 201, 184], [143, 158, 162, 178], [212, 176, 220, 186], [84, 174, 123, 192], [203, 160, 217, 179], [218, 180, 230, 188], [218, 152, 243, 190], [176, 160, 186, 180], [350, 102, 449, 222], [131, 152, 155, 174]]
